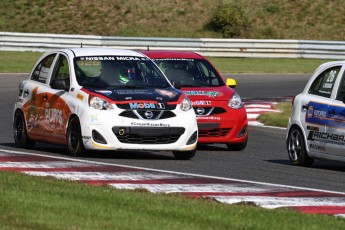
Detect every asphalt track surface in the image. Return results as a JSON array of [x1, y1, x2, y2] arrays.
[[1, 73, 345, 194]]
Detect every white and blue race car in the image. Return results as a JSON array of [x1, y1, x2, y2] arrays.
[[287, 61, 345, 166], [13, 48, 198, 159]]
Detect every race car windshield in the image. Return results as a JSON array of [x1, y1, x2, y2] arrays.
[[153, 58, 225, 87], [74, 56, 170, 88]]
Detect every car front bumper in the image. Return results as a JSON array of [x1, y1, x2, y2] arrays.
[[79, 107, 198, 151], [196, 107, 248, 144]]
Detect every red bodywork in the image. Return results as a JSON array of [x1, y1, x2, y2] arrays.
[[142, 51, 248, 145]]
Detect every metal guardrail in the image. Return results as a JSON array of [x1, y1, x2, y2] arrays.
[[1, 32, 345, 59]]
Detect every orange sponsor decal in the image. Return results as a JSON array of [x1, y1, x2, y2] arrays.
[[22, 87, 71, 144]]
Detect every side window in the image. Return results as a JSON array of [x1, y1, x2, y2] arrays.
[[50, 55, 70, 89], [336, 74, 345, 102], [196, 62, 221, 86], [31, 54, 56, 83], [308, 66, 341, 98]]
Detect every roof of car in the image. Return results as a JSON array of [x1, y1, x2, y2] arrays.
[[141, 50, 205, 59], [64, 47, 145, 57]]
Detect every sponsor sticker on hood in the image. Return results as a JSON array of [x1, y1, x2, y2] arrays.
[[83, 87, 182, 105], [184, 90, 223, 98]]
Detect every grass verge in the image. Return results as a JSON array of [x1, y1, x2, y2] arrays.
[[208, 57, 335, 74], [1, 171, 344, 229], [0, 51, 41, 73], [257, 101, 292, 127], [0, 51, 335, 74]]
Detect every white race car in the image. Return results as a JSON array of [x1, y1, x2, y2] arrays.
[[13, 48, 198, 159], [287, 60, 345, 166]]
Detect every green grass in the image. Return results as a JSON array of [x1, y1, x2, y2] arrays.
[[257, 102, 292, 127], [208, 57, 336, 73], [1, 171, 344, 229], [0, 1, 344, 40], [0, 51, 41, 73], [0, 51, 336, 74]]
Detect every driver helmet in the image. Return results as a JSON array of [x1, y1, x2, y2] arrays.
[[126, 67, 136, 80], [119, 64, 136, 83]]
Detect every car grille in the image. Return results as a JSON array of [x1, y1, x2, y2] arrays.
[[119, 110, 176, 120], [193, 107, 227, 116], [211, 107, 227, 115], [198, 128, 231, 138], [112, 126, 185, 144]]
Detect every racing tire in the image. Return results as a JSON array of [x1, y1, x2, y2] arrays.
[[67, 116, 85, 157], [226, 137, 247, 151], [13, 111, 35, 149], [172, 150, 196, 160], [287, 126, 314, 166]]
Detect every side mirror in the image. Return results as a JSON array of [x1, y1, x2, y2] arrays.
[[171, 80, 182, 89], [51, 79, 69, 91], [226, 78, 237, 88]]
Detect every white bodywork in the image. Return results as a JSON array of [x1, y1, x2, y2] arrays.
[[287, 60, 345, 162], [14, 48, 198, 153]]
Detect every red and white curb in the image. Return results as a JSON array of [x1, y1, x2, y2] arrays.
[[1, 149, 345, 218], [244, 98, 292, 126], [245, 102, 279, 126]]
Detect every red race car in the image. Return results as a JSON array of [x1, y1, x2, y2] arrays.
[[142, 51, 248, 150]]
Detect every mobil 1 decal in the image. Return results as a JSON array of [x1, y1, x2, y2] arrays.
[[129, 102, 166, 110]]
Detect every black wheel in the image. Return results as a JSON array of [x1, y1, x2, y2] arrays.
[[226, 137, 247, 151], [13, 111, 35, 149], [66, 117, 84, 157], [287, 126, 314, 166], [172, 150, 196, 160]]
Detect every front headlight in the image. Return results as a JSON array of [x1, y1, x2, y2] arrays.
[[228, 92, 243, 109], [89, 97, 114, 110], [180, 97, 192, 111]]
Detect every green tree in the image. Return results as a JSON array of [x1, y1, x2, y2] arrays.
[[209, 0, 250, 38]]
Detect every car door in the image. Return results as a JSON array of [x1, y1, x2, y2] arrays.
[[44, 53, 72, 144], [24, 53, 57, 140], [325, 70, 345, 156], [301, 65, 342, 154]]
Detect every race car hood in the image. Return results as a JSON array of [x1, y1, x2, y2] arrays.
[[83, 86, 182, 103], [181, 86, 235, 101]]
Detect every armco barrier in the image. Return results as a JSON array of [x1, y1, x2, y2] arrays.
[[1, 32, 345, 59]]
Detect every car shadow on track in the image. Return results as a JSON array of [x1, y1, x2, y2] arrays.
[[196, 143, 228, 151], [267, 159, 345, 172], [0, 142, 176, 160]]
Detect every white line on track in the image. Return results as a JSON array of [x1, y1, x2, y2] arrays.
[[0, 148, 343, 196]]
